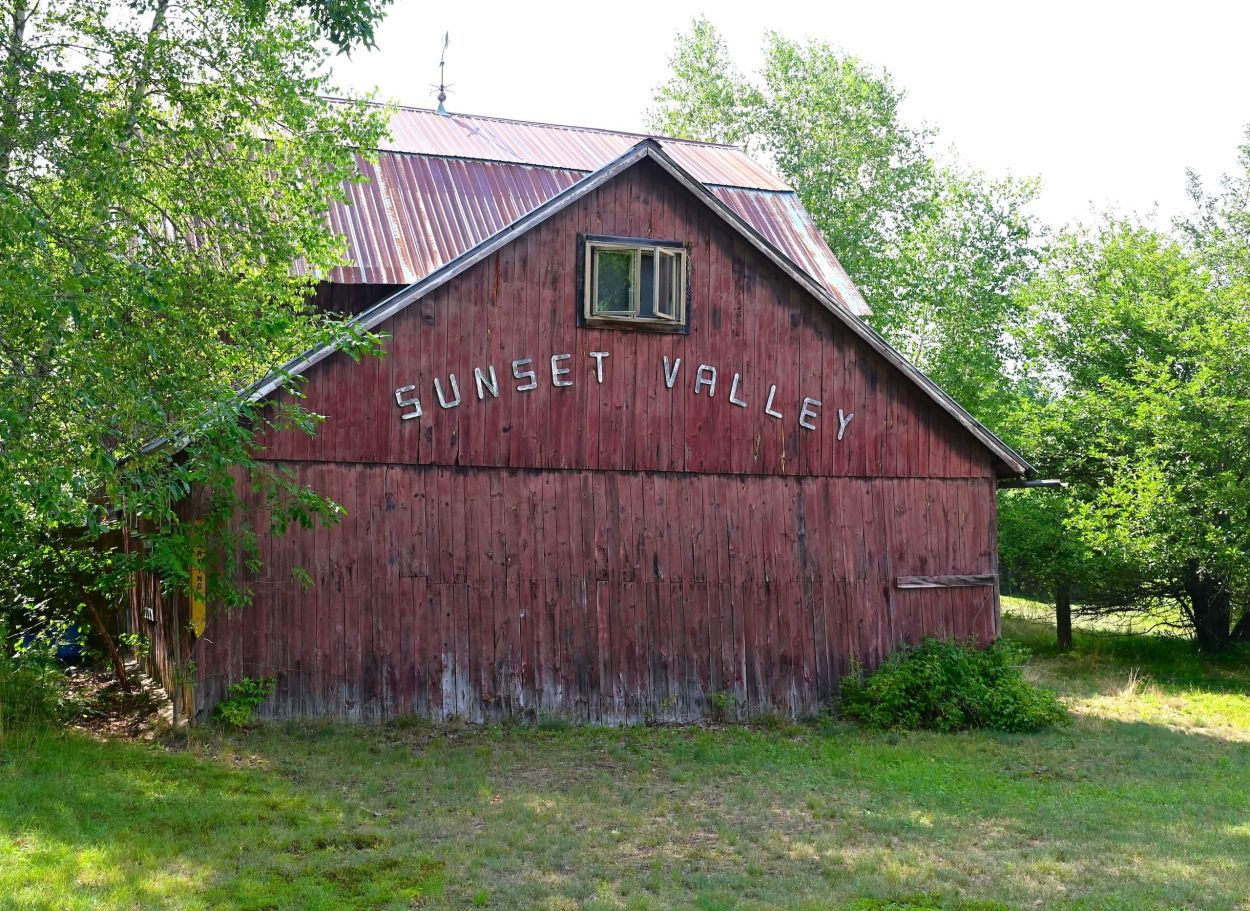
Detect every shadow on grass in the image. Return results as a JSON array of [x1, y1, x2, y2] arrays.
[[1004, 614, 1250, 696], [3, 708, 1250, 910], [0, 732, 445, 911]]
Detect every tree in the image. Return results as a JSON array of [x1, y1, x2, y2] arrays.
[[1011, 218, 1250, 650], [1179, 127, 1250, 289], [879, 165, 1040, 426], [0, 0, 389, 682], [648, 19, 1041, 426], [647, 17, 758, 149]]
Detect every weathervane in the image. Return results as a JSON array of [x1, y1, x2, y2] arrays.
[[434, 32, 451, 115]]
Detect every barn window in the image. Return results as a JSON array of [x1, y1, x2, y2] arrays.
[[582, 237, 687, 329]]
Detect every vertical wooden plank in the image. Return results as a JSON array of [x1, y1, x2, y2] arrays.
[[486, 470, 508, 715], [747, 478, 769, 715], [390, 466, 414, 714], [619, 472, 640, 715], [462, 469, 488, 711], [372, 465, 392, 717], [309, 462, 330, 715], [501, 469, 522, 712], [574, 473, 596, 722], [281, 466, 301, 714], [523, 469, 544, 711], [672, 488, 697, 719], [554, 473, 575, 711], [344, 465, 366, 719], [532, 470, 551, 711], [266, 511, 289, 714], [426, 477, 448, 718], [708, 476, 734, 700], [252, 485, 274, 696], [506, 471, 526, 714], [370, 465, 388, 717], [845, 336, 866, 477], [811, 477, 833, 698], [682, 478, 711, 700], [326, 464, 350, 717], [765, 487, 787, 712], [298, 463, 317, 714], [383, 313, 406, 465]]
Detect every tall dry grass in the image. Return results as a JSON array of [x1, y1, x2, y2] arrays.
[[0, 649, 71, 750]]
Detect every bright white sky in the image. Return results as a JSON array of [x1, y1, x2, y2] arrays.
[[336, 0, 1250, 231]]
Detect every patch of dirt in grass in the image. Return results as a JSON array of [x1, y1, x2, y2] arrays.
[[63, 662, 170, 740]]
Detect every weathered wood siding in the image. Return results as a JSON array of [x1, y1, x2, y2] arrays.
[[197, 465, 996, 721], [191, 158, 1002, 721]]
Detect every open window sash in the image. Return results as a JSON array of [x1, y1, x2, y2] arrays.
[[654, 247, 682, 321]]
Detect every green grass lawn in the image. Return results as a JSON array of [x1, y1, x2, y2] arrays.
[[3, 607, 1250, 911]]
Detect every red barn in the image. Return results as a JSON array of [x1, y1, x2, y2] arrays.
[[139, 108, 1030, 723]]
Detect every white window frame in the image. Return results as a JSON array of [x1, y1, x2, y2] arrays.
[[584, 239, 687, 328]]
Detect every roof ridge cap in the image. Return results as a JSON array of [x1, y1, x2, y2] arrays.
[[323, 96, 745, 151]]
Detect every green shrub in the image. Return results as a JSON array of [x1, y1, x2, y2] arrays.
[[213, 676, 276, 728], [706, 690, 739, 723], [840, 638, 1067, 733]]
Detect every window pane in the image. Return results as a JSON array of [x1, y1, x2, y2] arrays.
[[638, 251, 656, 319], [656, 250, 679, 320], [594, 249, 634, 314]]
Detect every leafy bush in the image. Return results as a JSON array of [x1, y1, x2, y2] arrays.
[[840, 638, 1067, 733], [706, 690, 739, 723], [213, 676, 276, 728]]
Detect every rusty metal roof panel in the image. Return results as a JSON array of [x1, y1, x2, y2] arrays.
[[325, 153, 583, 284], [710, 186, 870, 316], [318, 110, 871, 316], [322, 149, 871, 315], [379, 106, 791, 192]]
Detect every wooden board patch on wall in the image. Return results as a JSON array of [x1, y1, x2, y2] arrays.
[[896, 574, 997, 589]]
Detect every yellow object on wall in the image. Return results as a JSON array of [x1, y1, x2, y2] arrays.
[[190, 549, 206, 637]]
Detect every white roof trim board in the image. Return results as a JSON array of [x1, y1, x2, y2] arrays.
[[238, 139, 1030, 476]]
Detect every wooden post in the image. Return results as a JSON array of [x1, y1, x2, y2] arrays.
[[1056, 579, 1072, 652]]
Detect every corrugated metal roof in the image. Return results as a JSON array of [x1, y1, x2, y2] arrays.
[[380, 106, 790, 192], [319, 107, 870, 316], [327, 154, 583, 285], [709, 186, 869, 316]]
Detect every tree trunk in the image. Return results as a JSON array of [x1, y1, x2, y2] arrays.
[[84, 594, 131, 691], [1230, 611, 1250, 643], [1183, 559, 1232, 653], [0, 0, 29, 176], [1056, 578, 1072, 652], [121, 0, 170, 139]]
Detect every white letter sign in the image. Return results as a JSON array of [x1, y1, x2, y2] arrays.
[[512, 358, 537, 392]]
